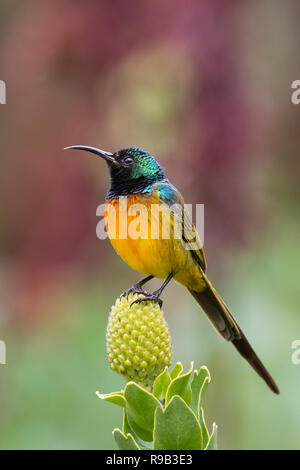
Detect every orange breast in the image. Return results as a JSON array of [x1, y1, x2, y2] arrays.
[[104, 195, 174, 278]]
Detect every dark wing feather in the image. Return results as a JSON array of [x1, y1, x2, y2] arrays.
[[153, 181, 207, 271]]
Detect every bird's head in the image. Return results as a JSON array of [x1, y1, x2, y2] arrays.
[[65, 145, 165, 196]]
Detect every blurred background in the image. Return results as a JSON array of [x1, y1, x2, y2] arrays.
[[0, 0, 299, 449]]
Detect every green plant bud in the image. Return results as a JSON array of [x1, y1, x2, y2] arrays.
[[106, 294, 172, 388]]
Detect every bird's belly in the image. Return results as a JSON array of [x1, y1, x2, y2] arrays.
[[104, 196, 174, 279], [109, 237, 173, 279], [104, 195, 207, 290]]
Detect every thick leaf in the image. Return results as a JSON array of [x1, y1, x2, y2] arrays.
[[153, 367, 171, 400], [122, 409, 131, 435], [153, 395, 203, 450], [169, 362, 183, 380], [113, 429, 140, 450], [133, 437, 153, 450], [199, 407, 209, 448], [124, 382, 162, 442], [123, 410, 152, 450], [165, 362, 193, 406], [190, 367, 210, 418], [199, 377, 209, 408], [96, 391, 126, 407], [205, 423, 218, 450], [126, 414, 153, 442]]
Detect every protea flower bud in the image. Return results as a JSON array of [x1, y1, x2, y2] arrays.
[[106, 293, 172, 389]]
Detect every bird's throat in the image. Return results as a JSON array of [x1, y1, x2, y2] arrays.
[[106, 174, 165, 199]]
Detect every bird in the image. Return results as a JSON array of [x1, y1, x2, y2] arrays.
[[65, 144, 279, 394]]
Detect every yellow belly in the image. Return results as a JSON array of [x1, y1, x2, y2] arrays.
[[109, 236, 173, 278], [104, 195, 206, 291]]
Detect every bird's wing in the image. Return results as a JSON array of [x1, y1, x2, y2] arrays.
[[153, 181, 207, 271]]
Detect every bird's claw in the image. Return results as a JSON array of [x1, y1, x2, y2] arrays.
[[120, 284, 149, 300], [130, 293, 163, 308]]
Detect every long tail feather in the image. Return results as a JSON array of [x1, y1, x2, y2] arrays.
[[188, 275, 279, 394]]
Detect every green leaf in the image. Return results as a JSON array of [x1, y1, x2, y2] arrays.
[[124, 382, 162, 442], [199, 407, 209, 448], [190, 367, 210, 418], [153, 395, 202, 450], [165, 362, 193, 406], [169, 362, 183, 380], [126, 414, 153, 442], [199, 377, 209, 407], [153, 367, 171, 400], [96, 391, 126, 407], [113, 429, 140, 450], [122, 409, 131, 435], [123, 410, 153, 450], [205, 423, 218, 450]]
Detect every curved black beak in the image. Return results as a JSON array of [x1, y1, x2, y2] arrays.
[[64, 145, 117, 165]]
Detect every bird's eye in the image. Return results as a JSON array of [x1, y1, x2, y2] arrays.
[[124, 156, 134, 164]]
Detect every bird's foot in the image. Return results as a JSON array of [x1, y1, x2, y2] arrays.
[[120, 283, 149, 300], [130, 290, 163, 308]]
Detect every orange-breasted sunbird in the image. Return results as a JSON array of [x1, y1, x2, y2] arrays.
[[65, 145, 279, 394]]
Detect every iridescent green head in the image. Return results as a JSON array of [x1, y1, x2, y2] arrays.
[[112, 147, 164, 179], [65, 145, 165, 197]]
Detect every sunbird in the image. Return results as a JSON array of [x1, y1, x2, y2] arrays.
[[65, 145, 279, 394]]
